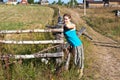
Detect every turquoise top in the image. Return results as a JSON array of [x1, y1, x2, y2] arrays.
[[64, 28, 82, 47]]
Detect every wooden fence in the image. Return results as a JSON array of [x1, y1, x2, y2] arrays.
[[0, 28, 64, 59], [0, 24, 89, 80], [0, 25, 65, 80]]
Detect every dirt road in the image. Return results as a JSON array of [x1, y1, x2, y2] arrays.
[[88, 27, 120, 80]]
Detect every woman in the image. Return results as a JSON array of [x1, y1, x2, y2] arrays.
[[63, 13, 84, 78]]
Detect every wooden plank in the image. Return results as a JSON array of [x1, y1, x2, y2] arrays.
[[77, 27, 93, 40], [0, 52, 64, 60], [77, 27, 86, 36], [0, 29, 63, 34], [14, 52, 64, 59], [0, 40, 64, 44]]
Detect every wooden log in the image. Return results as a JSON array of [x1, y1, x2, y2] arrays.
[[0, 40, 64, 44], [14, 52, 64, 59], [77, 27, 93, 40], [77, 27, 86, 36], [65, 51, 71, 70], [0, 29, 63, 34]]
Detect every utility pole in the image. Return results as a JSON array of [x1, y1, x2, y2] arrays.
[[69, 0, 75, 8], [72, 0, 75, 8], [84, 0, 86, 15]]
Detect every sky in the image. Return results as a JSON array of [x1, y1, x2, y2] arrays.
[[3, 0, 84, 3], [3, 0, 103, 3]]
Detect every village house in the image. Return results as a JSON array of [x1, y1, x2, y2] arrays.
[[5, 0, 18, 5], [87, 0, 103, 8], [20, 0, 28, 4], [86, 0, 120, 8], [40, 0, 49, 5], [4, 0, 49, 5]]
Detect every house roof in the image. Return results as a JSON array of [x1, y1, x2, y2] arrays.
[[87, 1, 103, 4], [87, 0, 120, 2]]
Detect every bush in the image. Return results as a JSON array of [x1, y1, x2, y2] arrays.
[[28, 0, 34, 4]]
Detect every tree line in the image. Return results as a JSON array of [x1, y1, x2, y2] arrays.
[[28, 0, 79, 7], [52, 0, 78, 7]]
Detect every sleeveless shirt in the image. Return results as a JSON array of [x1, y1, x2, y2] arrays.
[[64, 24, 82, 47]]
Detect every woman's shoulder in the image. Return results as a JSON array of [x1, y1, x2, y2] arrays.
[[70, 22, 76, 30]]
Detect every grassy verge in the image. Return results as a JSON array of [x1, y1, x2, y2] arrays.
[[0, 4, 56, 80], [0, 5, 54, 30]]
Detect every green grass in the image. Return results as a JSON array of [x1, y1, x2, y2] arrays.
[[0, 5, 54, 30], [0, 5, 57, 80]]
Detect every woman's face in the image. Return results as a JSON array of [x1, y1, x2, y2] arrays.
[[63, 16, 71, 24]]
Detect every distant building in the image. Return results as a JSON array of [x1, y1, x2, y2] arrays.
[[87, 0, 102, 1], [40, 0, 49, 5], [21, 0, 28, 4], [86, 0, 104, 8], [6, 0, 17, 5], [85, 0, 120, 8]]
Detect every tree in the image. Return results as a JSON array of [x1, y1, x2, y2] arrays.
[[52, 1, 57, 4], [68, 0, 78, 8], [28, 0, 34, 4], [57, 0, 64, 5]]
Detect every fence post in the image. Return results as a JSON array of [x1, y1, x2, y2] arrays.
[[2, 55, 11, 80], [54, 24, 64, 64]]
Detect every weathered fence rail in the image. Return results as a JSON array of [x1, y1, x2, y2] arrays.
[[0, 28, 63, 34], [0, 52, 64, 60], [16, 52, 63, 59], [0, 40, 64, 44]]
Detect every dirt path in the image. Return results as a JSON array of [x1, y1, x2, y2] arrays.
[[88, 27, 120, 80]]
